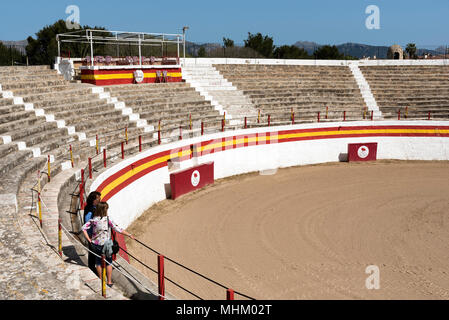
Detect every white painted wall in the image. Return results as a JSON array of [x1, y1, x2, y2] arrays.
[[91, 120, 449, 229]]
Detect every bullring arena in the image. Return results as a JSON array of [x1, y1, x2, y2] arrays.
[[1, 29, 449, 301]]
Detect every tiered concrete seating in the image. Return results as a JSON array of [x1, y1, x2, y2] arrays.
[[0, 66, 143, 193], [360, 66, 449, 120], [104, 83, 224, 138], [214, 64, 366, 125]]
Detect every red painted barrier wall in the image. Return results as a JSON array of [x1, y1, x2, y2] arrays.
[[170, 162, 214, 200], [348, 143, 378, 162], [81, 67, 182, 85]]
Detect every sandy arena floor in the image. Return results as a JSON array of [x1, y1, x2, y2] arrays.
[[126, 160, 449, 300]]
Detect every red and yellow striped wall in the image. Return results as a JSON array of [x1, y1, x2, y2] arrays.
[[96, 124, 449, 202], [81, 67, 182, 85]]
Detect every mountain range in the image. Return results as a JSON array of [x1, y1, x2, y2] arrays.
[[293, 41, 443, 58]]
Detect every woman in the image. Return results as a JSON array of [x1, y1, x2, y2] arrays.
[[84, 191, 101, 224], [82, 202, 135, 287], [84, 191, 102, 273]]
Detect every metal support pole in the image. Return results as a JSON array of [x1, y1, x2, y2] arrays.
[[70, 145, 74, 168], [177, 36, 180, 62], [47, 155, 51, 183], [138, 34, 142, 68], [125, 127, 128, 145], [158, 255, 165, 300], [101, 255, 107, 298], [96, 135, 99, 155], [88, 157, 92, 179], [57, 36, 61, 61], [37, 170, 42, 228], [90, 30, 94, 67], [58, 219, 63, 258]]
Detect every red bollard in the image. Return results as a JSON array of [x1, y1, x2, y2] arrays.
[[222, 119, 225, 132], [79, 182, 84, 211], [318, 112, 320, 123], [428, 111, 431, 120], [268, 114, 271, 127], [292, 112, 295, 125], [88, 158, 92, 179], [343, 111, 346, 121], [121, 142, 125, 160], [103, 149, 107, 168], [179, 126, 182, 140], [80, 169, 85, 210], [244, 117, 247, 129], [398, 109, 401, 120], [201, 121, 204, 136], [227, 289, 235, 300], [139, 135, 142, 152], [158, 255, 165, 301], [371, 110, 374, 121], [158, 130, 161, 145]]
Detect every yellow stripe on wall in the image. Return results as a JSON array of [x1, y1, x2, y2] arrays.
[[278, 128, 449, 140], [101, 148, 191, 197]]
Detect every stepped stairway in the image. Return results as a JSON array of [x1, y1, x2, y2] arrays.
[[182, 64, 258, 125]]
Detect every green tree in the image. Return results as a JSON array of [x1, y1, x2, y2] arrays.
[[26, 20, 106, 65], [405, 43, 417, 59], [223, 37, 234, 48], [197, 47, 206, 57], [244, 32, 275, 58], [274, 45, 311, 59], [313, 45, 345, 60], [0, 42, 26, 66]]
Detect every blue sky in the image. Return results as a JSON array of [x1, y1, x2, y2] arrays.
[[0, 0, 448, 47]]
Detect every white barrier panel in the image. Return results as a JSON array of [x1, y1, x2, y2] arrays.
[[91, 121, 449, 229]]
